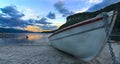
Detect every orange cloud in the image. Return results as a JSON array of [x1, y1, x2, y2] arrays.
[[24, 25, 43, 32]]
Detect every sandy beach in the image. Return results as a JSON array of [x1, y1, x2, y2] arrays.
[[0, 33, 120, 64]]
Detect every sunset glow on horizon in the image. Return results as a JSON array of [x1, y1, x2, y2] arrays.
[[0, 0, 119, 32], [24, 26, 43, 32]]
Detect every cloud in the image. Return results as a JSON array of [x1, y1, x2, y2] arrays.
[[88, 0, 120, 12], [54, 0, 74, 17], [75, 7, 90, 13], [88, 0, 102, 3], [36, 17, 52, 24], [0, 6, 51, 26], [0, 15, 27, 27], [0, 5, 57, 31], [24, 25, 43, 32], [40, 25, 57, 30], [46, 12, 56, 19], [0, 5, 24, 18], [21, 8, 40, 20], [0, 5, 29, 28]]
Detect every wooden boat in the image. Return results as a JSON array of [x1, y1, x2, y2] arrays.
[[49, 11, 117, 61]]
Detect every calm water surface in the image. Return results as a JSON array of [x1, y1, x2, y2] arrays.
[[0, 33, 51, 45]]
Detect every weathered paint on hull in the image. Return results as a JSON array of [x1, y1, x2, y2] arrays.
[[49, 11, 117, 61]]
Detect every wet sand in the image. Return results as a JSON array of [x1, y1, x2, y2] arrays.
[[0, 34, 120, 64]]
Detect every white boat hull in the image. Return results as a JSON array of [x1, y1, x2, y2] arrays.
[[49, 11, 117, 61]]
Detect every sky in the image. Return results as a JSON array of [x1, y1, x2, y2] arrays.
[[0, 0, 119, 32]]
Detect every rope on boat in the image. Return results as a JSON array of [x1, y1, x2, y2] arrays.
[[108, 40, 119, 64], [102, 11, 119, 64]]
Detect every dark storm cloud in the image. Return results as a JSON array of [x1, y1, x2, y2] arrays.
[[0, 5, 24, 18], [0, 6, 52, 27], [54, 1, 73, 17], [36, 17, 52, 24], [88, 0, 120, 12], [0, 5, 28, 28], [27, 19, 35, 25], [46, 12, 56, 19], [0, 17, 27, 27], [0, 15, 28, 27], [0, 5, 56, 31]]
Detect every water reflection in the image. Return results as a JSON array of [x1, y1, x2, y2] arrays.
[[27, 34, 43, 41], [0, 37, 29, 45], [0, 33, 50, 45]]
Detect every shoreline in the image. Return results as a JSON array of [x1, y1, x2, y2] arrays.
[[0, 33, 119, 64]]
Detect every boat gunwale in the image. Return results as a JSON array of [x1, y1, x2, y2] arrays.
[[50, 26, 105, 41], [49, 17, 103, 38], [49, 11, 117, 38]]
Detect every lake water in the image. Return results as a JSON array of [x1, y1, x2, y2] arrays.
[[0, 33, 119, 64], [0, 33, 51, 45]]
